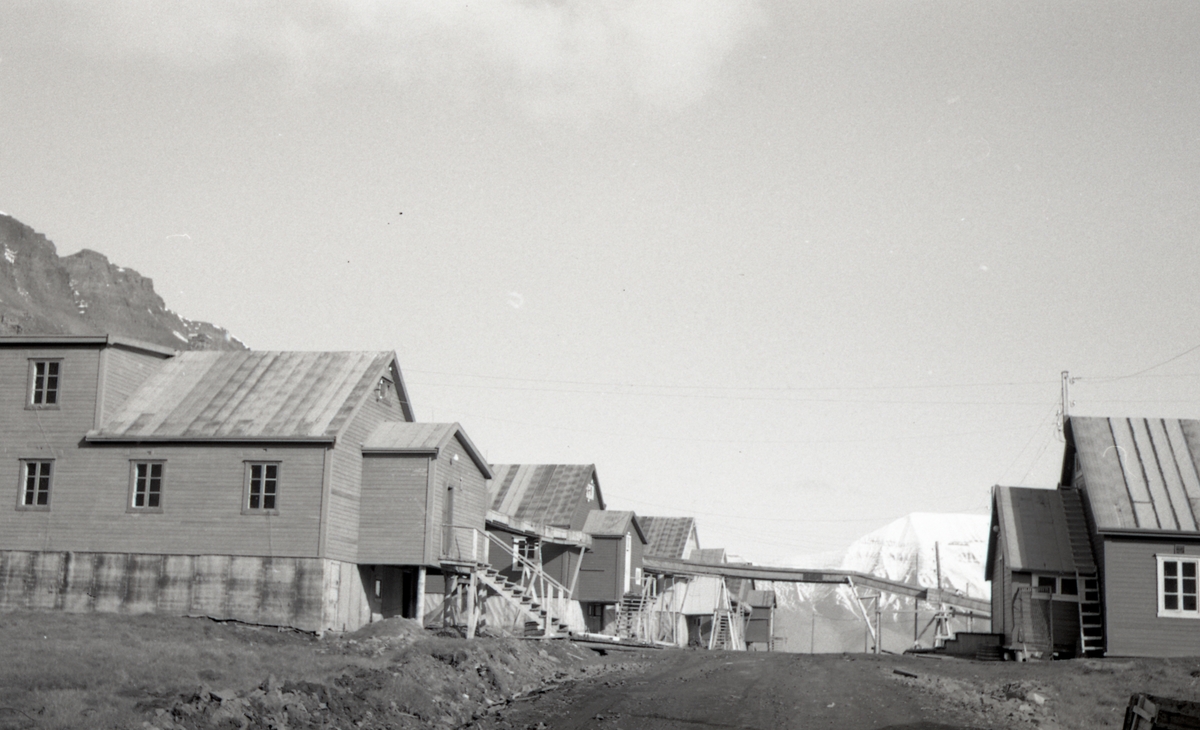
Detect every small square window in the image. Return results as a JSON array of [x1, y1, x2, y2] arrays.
[[129, 461, 164, 512], [1158, 555, 1200, 618], [18, 460, 53, 510], [27, 360, 61, 409], [244, 462, 279, 514], [1036, 576, 1057, 593]]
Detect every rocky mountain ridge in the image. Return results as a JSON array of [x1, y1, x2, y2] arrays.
[[0, 212, 244, 351]]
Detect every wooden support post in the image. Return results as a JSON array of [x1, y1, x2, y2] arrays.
[[443, 572, 455, 628], [568, 547, 585, 599], [466, 570, 478, 639], [415, 567, 426, 625]]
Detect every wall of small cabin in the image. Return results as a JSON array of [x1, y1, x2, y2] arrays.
[[359, 454, 430, 564], [990, 550, 1008, 642], [543, 543, 581, 591], [578, 536, 619, 602], [324, 394, 408, 563], [431, 435, 489, 563], [1103, 537, 1200, 657]]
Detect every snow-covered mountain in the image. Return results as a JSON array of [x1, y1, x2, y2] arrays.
[[764, 512, 991, 653]]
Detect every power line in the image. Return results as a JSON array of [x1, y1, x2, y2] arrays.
[[434, 407, 1041, 446], [409, 378, 1051, 405], [406, 368, 1054, 393], [1076, 341, 1200, 382]]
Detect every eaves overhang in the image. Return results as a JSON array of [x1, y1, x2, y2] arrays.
[[84, 433, 336, 445], [1097, 527, 1200, 540]]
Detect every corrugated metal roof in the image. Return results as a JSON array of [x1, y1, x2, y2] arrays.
[[488, 464, 599, 527], [639, 516, 698, 559], [581, 510, 647, 542], [990, 486, 1080, 573], [91, 350, 395, 441], [1069, 416, 1200, 533]]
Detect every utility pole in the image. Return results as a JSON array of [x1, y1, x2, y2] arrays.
[[1061, 370, 1070, 426]]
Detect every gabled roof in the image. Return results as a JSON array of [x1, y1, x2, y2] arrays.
[[488, 464, 604, 526], [88, 350, 411, 442], [639, 516, 699, 559], [1065, 416, 1200, 533], [986, 486, 1084, 577], [581, 510, 647, 543], [362, 422, 492, 478]]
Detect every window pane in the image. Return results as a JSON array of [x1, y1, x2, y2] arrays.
[[1167, 595, 1180, 610], [1037, 576, 1056, 590], [1165, 578, 1178, 594], [265, 464, 277, 480], [1060, 578, 1078, 595], [1184, 578, 1196, 595], [1187, 595, 1198, 612], [1165, 561, 1179, 577], [1185, 562, 1197, 578]]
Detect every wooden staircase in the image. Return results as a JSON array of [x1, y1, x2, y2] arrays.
[[1061, 488, 1104, 656], [710, 610, 734, 650], [476, 565, 571, 637], [616, 588, 651, 640]]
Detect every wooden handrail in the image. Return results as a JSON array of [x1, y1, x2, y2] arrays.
[[484, 530, 572, 599]]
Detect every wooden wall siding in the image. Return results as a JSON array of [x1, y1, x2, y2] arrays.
[[1103, 538, 1200, 657], [432, 436, 489, 563], [358, 454, 430, 564], [543, 543, 579, 589], [0, 345, 101, 456], [324, 398, 399, 563], [0, 443, 325, 557], [101, 346, 170, 425], [577, 536, 619, 602], [0, 550, 367, 632]]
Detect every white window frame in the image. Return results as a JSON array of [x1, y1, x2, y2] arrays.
[[243, 461, 280, 515], [1157, 554, 1200, 618], [17, 459, 53, 510], [27, 359, 62, 409], [128, 460, 165, 512]]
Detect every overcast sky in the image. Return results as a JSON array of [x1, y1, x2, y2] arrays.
[[3, 2, 1200, 564]]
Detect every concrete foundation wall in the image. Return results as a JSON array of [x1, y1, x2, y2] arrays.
[[0, 550, 374, 633]]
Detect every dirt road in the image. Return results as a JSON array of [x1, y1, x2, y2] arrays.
[[473, 650, 988, 730]]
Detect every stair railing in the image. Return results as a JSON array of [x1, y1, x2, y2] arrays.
[[484, 530, 572, 600]]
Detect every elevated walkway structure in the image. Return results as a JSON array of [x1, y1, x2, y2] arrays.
[[644, 555, 989, 653]]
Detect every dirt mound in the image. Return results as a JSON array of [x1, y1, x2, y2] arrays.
[[139, 637, 625, 730]]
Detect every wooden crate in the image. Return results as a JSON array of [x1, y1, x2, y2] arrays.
[[1124, 694, 1200, 730]]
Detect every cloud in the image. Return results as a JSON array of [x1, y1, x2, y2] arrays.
[[46, 1, 764, 118]]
